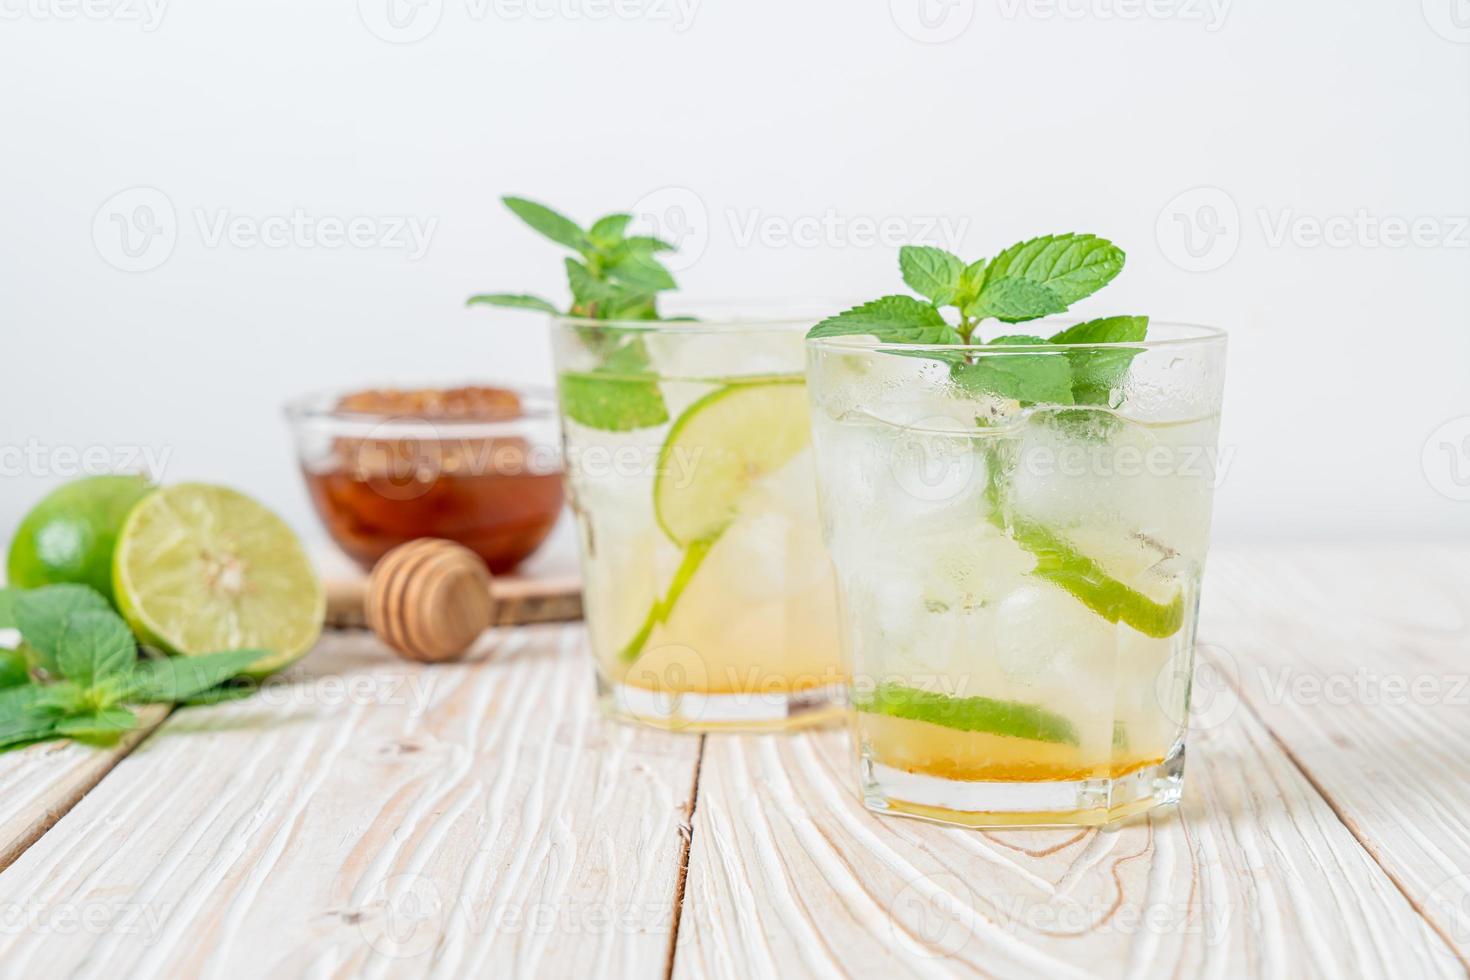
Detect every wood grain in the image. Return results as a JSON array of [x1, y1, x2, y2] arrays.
[[0, 704, 168, 872], [674, 648, 1463, 978], [0, 626, 699, 979], [1203, 544, 1470, 967]]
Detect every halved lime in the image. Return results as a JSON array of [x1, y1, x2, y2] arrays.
[[113, 484, 325, 677], [653, 377, 810, 546]]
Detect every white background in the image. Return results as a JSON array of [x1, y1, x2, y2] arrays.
[[2, 0, 1468, 550]]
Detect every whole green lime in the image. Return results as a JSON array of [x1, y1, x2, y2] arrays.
[[6, 475, 154, 604]]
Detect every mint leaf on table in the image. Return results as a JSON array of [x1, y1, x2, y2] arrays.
[[178, 680, 260, 706], [465, 294, 560, 314], [953, 335, 1075, 405], [56, 610, 136, 689], [1048, 315, 1148, 406], [503, 196, 592, 253], [53, 706, 137, 742], [13, 585, 112, 676], [119, 649, 271, 703], [899, 246, 965, 306], [808, 295, 964, 345], [981, 233, 1125, 309], [0, 716, 61, 751], [0, 650, 28, 689]]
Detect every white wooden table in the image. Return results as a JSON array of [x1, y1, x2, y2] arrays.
[[1, 545, 1467, 978]]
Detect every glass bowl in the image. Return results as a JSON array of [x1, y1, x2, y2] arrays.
[[284, 384, 564, 574]]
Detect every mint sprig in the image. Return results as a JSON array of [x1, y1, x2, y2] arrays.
[[0, 584, 268, 751], [809, 236, 1144, 408], [468, 196, 684, 431]]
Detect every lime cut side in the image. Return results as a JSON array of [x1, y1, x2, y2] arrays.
[[113, 484, 325, 677], [653, 377, 811, 547], [855, 683, 1080, 746]]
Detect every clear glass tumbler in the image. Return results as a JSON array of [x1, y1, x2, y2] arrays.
[[551, 314, 844, 731], [806, 323, 1227, 826]]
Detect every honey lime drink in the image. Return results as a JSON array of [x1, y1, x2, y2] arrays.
[[552, 316, 842, 731], [805, 236, 1227, 826]]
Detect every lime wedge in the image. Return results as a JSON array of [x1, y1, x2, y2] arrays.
[[855, 683, 1079, 746], [113, 484, 325, 677], [653, 377, 810, 546]]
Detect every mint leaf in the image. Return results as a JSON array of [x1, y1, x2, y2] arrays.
[[566, 258, 654, 311], [954, 258, 988, 311], [120, 648, 269, 703], [54, 706, 137, 742], [0, 588, 17, 630], [603, 245, 676, 292], [965, 276, 1067, 323], [13, 585, 112, 675], [56, 610, 137, 688], [953, 335, 1074, 405], [0, 650, 28, 689], [807, 295, 963, 344], [560, 369, 669, 431], [624, 235, 674, 253], [1048, 315, 1148, 405], [465, 293, 560, 314], [0, 716, 60, 750], [589, 213, 632, 246], [180, 680, 260, 706], [502, 196, 591, 253], [982, 233, 1125, 309], [899, 246, 964, 305]]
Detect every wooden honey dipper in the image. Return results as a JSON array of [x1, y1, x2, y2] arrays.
[[324, 539, 582, 662]]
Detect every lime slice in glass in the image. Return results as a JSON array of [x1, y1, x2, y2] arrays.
[[653, 376, 810, 547], [113, 484, 325, 677]]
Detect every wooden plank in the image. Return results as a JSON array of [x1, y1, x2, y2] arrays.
[[0, 704, 169, 872], [1203, 544, 1470, 966], [0, 625, 700, 979], [674, 649, 1461, 978]]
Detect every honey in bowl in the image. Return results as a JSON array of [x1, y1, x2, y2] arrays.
[[290, 385, 564, 574]]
